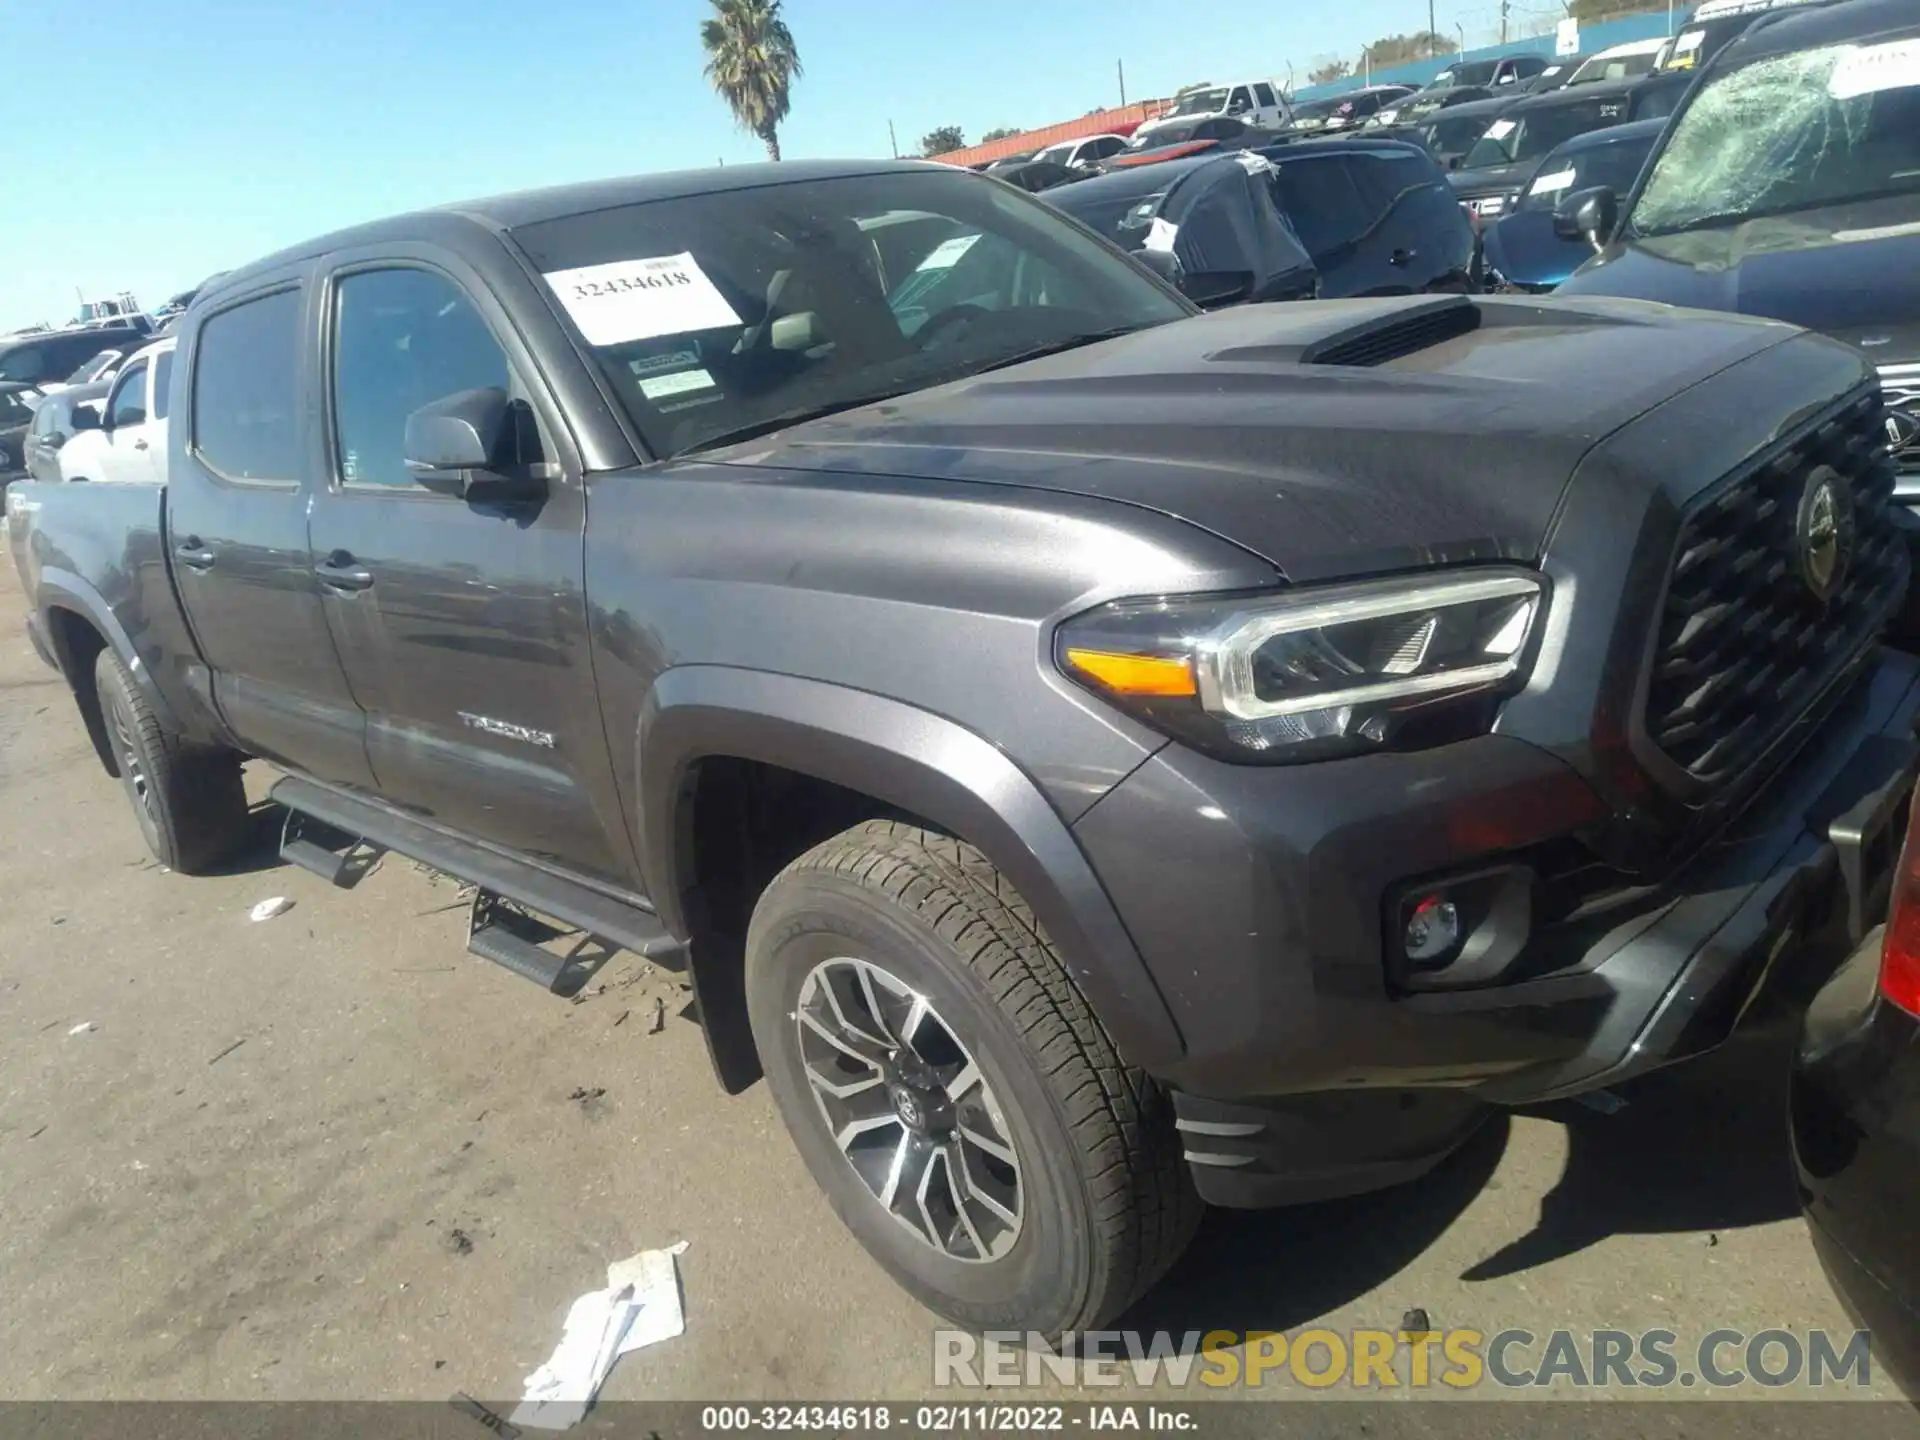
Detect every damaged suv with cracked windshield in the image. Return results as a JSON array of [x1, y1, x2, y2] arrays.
[[1558, 0, 1920, 487], [8, 154, 1919, 1335]]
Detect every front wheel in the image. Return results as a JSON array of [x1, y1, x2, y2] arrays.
[[745, 820, 1200, 1334]]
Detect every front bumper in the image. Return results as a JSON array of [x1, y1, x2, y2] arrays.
[[1074, 649, 1920, 1108]]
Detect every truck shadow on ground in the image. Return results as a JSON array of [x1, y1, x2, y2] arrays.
[[1122, 1018, 1803, 1335], [1459, 1015, 1801, 1282]]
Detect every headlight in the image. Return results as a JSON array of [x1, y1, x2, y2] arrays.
[[1057, 570, 1545, 762]]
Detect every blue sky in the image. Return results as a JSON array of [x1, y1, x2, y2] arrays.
[[4, 0, 1453, 328]]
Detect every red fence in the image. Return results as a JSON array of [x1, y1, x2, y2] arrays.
[[931, 101, 1172, 167]]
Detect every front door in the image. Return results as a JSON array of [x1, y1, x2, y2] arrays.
[[305, 258, 632, 887], [94, 356, 160, 485], [167, 280, 377, 789]]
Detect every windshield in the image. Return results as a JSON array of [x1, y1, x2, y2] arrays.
[[1569, 49, 1659, 86], [1426, 112, 1496, 155], [1462, 100, 1619, 168], [510, 170, 1189, 459], [1170, 88, 1229, 116], [1125, 122, 1201, 151], [1046, 181, 1171, 250], [1630, 37, 1920, 238], [1521, 131, 1660, 211], [65, 350, 119, 384], [1428, 60, 1496, 91]]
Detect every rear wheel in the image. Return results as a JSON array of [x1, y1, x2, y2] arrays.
[[745, 820, 1200, 1333], [93, 649, 248, 874]]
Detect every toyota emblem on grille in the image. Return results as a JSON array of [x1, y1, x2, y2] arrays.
[[1796, 466, 1855, 603]]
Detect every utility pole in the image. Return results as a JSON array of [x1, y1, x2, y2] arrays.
[[1117, 58, 1127, 106], [887, 119, 899, 158], [1500, 0, 1510, 46], [1428, 0, 1436, 57]]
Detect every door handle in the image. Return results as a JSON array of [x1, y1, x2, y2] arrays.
[[175, 537, 215, 571], [315, 552, 374, 591], [1389, 248, 1417, 267], [133, 438, 149, 450]]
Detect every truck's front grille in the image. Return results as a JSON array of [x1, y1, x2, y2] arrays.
[[1644, 391, 1907, 788], [1880, 362, 1920, 477]]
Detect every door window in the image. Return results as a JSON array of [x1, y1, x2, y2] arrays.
[[1228, 86, 1252, 114], [330, 267, 528, 490], [1254, 83, 1278, 109], [193, 289, 304, 483], [152, 349, 174, 420], [0, 344, 46, 384], [109, 361, 149, 429]]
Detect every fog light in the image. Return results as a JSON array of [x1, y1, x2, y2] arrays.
[[1403, 893, 1461, 966]]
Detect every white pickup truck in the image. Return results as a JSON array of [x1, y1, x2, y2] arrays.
[[1131, 79, 1290, 143]]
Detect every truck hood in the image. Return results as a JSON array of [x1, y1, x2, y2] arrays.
[[1558, 196, 1920, 363], [704, 296, 1800, 582]]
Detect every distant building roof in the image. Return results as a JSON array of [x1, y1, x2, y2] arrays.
[[933, 102, 1172, 168]]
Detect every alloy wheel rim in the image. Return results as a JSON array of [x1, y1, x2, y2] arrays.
[[108, 694, 155, 825], [795, 956, 1023, 1263]]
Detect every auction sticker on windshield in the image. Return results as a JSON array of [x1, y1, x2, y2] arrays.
[[543, 254, 741, 346], [915, 234, 982, 271], [1829, 39, 1920, 101], [1530, 167, 1578, 196], [1484, 119, 1518, 141]]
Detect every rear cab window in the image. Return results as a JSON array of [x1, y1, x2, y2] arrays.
[[191, 289, 304, 484], [1272, 157, 1376, 258]]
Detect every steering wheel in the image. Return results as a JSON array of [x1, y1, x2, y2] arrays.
[[913, 303, 993, 351]]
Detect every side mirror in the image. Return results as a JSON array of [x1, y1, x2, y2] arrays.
[[1553, 186, 1619, 248], [403, 387, 547, 502], [1447, 154, 1464, 171], [1179, 270, 1256, 309], [1135, 248, 1182, 287]]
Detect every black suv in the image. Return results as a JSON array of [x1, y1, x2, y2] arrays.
[[1557, 0, 1920, 492], [0, 324, 152, 391]]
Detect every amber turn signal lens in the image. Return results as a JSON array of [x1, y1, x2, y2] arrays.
[[1062, 647, 1197, 698]]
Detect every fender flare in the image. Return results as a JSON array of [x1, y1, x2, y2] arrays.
[[635, 665, 1186, 1070], [34, 565, 187, 737]]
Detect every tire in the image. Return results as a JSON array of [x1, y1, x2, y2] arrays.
[[93, 648, 249, 874], [745, 820, 1201, 1334]]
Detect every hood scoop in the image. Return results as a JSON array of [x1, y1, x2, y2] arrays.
[[1299, 295, 1481, 367]]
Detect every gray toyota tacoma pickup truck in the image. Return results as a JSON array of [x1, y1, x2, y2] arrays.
[[8, 159, 1916, 1334]]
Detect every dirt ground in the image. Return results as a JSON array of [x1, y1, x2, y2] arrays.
[[0, 552, 1903, 1407]]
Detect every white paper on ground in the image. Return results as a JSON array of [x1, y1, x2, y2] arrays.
[[249, 896, 294, 922], [510, 1240, 689, 1431], [543, 255, 741, 346]]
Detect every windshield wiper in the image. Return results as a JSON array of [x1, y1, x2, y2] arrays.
[[965, 325, 1153, 378], [678, 388, 915, 456]]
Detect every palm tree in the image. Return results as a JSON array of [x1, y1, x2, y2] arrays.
[[700, 0, 803, 162]]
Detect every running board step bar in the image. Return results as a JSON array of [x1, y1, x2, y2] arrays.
[[466, 892, 610, 996], [268, 775, 683, 965], [278, 810, 381, 889]]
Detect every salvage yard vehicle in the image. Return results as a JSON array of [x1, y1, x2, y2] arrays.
[[1792, 799, 1920, 1400], [9, 157, 1919, 1335], [20, 382, 110, 485], [1556, 0, 1920, 493], [1477, 118, 1663, 291], [55, 337, 175, 486], [1447, 86, 1650, 221]]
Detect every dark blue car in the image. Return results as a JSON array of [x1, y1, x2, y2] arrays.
[[1478, 119, 1664, 292]]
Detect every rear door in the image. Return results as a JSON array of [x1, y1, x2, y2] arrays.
[[167, 279, 378, 788], [1350, 149, 1476, 292], [304, 252, 629, 885]]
